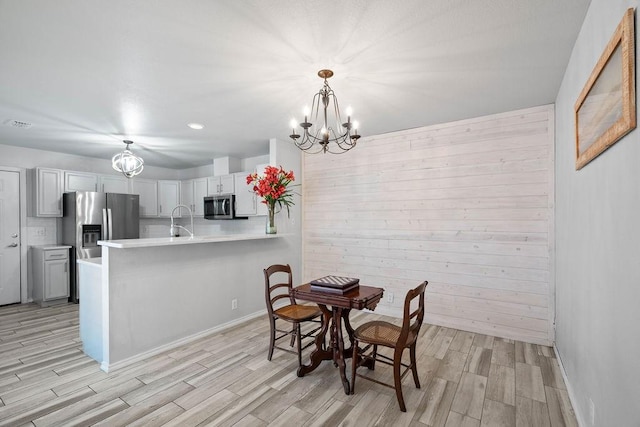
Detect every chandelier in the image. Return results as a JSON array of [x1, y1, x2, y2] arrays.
[[112, 140, 144, 178], [289, 69, 360, 154]]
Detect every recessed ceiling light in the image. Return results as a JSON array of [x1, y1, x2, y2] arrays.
[[188, 123, 204, 130]]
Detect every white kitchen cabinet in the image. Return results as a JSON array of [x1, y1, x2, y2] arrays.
[[254, 163, 270, 216], [158, 180, 181, 217], [64, 171, 98, 192], [207, 174, 234, 195], [99, 175, 130, 193], [29, 167, 64, 217], [31, 245, 71, 306], [130, 178, 158, 217], [233, 172, 256, 216], [181, 178, 207, 216]]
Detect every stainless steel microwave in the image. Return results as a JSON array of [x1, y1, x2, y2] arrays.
[[204, 194, 236, 219]]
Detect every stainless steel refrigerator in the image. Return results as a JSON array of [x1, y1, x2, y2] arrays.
[[61, 191, 140, 302]]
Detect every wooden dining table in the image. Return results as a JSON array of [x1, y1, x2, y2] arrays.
[[291, 283, 384, 394]]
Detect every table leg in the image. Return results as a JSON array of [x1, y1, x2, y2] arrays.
[[333, 307, 350, 395], [297, 304, 333, 377], [341, 307, 375, 370], [342, 309, 354, 355]]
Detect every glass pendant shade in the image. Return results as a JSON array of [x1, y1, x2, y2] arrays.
[[112, 140, 144, 178]]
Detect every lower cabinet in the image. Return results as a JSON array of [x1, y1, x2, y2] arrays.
[[31, 245, 71, 306]]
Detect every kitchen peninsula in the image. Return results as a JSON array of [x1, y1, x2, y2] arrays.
[[79, 233, 296, 372]]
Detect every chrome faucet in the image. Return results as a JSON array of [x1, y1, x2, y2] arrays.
[[170, 204, 194, 237]]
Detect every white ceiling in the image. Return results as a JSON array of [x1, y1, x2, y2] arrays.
[[0, 0, 591, 169]]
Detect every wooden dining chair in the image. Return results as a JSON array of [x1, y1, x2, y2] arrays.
[[264, 264, 323, 368], [350, 281, 428, 412]]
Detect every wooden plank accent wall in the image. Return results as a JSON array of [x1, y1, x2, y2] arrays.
[[302, 105, 555, 345]]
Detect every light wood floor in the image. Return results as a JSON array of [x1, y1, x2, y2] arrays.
[[0, 303, 577, 426]]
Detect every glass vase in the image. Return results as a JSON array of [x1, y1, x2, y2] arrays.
[[266, 204, 277, 234]]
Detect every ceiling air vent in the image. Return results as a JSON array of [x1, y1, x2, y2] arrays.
[[3, 119, 33, 129]]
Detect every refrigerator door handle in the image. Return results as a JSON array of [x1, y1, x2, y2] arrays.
[[102, 209, 109, 240], [107, 209, 113, 241]]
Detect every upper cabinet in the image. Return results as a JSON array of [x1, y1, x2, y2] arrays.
[[29, 168, 63, 217], [207, 175, 234, 195], [254, 163, 270, 216], [158, 180, 181, 217], [233, 172, 256, 216], [64, 171, 98, 192], [130, 178, 158, 217], [99, 175, 130, 193], [181, 178, 207, 216], [27, 165, 271, 219]]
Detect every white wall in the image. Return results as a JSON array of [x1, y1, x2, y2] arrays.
[[554, 2, 640, 426], [302, 105, 555, 345]]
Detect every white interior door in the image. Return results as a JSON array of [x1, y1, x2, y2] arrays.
[[0, 171, 20, 305]]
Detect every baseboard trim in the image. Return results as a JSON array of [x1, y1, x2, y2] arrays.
[[553, 344, 586, 427], [101, 309, 267, 373]]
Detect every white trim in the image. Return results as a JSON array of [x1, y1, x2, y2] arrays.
[[101, 308, 268, 373], [0, 166, 28, 303], [554, 345, 586, 427]]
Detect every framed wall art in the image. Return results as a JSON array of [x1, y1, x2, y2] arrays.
[[574, 8, 636, 170]]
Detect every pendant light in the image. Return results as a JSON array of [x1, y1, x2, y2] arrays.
[[112, 140, 144, 178]]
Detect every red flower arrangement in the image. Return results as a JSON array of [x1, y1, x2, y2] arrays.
[[246, 166, 296, 229]]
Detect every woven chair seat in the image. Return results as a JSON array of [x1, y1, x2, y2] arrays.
[[354, 320, 416, 348], [274, 304, 322, 322]]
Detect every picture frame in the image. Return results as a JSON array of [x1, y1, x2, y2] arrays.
[[574, 8, 636, 170]]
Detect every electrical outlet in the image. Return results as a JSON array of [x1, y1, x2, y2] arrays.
[[386, 292, 394, 303], [231, 299, 238, 310], [589, 398, 595, 425], [36, 227, 46, 236]]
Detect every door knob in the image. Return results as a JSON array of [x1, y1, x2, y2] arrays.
[[8, 243, 18, 248], [11, 233, 18, 238]]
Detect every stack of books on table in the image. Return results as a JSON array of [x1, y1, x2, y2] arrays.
[[310, 276, 360, 294]]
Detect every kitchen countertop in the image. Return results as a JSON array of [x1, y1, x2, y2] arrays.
[[98, 233, 282, 249]]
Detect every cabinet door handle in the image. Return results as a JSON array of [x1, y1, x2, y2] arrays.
[[64, 262, 67, 273], [159, 204, 162, 213]]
